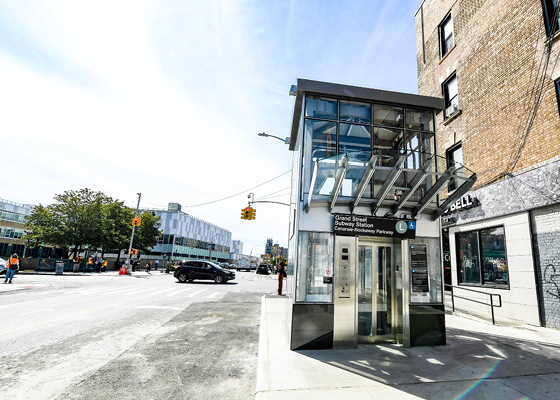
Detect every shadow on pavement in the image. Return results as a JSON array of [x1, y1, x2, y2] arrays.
[[297, 327, 560, 399]]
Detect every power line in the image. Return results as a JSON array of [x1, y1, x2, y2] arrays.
[[256, 187, 291, 201], [183, 170, 292, 207]]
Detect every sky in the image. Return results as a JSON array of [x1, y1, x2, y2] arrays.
[[1, 0, 423, 254]]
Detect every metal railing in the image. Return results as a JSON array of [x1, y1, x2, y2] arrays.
[[444, 284, 502, 325]]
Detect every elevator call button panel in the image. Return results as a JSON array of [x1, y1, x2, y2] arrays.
[[338, 247, 350, 298]]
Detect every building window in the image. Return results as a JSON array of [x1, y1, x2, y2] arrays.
[[456, 226, 509, 288], [446, 143, 463, 191], [542, 0, 560, 37], [439, 13, 454, 57], [443, 73, 459, 119]]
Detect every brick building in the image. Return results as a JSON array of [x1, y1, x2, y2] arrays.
[[416, 0, 560, 327]]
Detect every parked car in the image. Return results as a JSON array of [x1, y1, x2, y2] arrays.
[[256, 264, 270, 275], [174, 260, 235, 284]]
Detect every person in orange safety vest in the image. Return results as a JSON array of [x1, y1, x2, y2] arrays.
[[4, 254, 19, 284]]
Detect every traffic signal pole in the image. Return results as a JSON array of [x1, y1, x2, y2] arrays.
[[126, 192, 141, 275]]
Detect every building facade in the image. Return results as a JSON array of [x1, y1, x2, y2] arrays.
[[0, 199, 32, 257], [416, 0, 560, 327], [231, 240, 243, 261], [144, 203, 232, 263]]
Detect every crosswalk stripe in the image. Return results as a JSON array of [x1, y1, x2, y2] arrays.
[[207, 291, 220, 299], [188, 289, 208, 298], [166, 288, 192, 296], [66, 286, 110, 295], [103, 287, 141, 295], [146, 288, 176, 296], [124, 288, 155, 296]]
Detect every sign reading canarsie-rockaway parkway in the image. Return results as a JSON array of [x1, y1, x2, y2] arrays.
[[333, 213, 416, 239]]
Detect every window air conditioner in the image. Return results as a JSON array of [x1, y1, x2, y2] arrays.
[[446, 104, 459, 117]]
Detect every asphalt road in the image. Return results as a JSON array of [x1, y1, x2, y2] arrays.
[[0, 269, 279, 399]]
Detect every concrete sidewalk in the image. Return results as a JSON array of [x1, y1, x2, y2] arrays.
[[256, 296, 560, 399]]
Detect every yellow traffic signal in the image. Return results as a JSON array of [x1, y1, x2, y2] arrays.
[[132, 217, 141, 226], [240, 208, 247, 219], [248, 207, 256, 220]]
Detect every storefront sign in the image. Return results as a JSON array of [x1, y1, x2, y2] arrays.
[[410, 244, 429, 292], [333, 214, 416, 239], [442, 194, 480, 215]]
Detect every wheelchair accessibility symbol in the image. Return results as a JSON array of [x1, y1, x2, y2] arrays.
[[408, 221, 416, 230]]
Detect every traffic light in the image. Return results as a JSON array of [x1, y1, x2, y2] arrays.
[[240, 208, 246, 219], [248, 207, 256, 220], [244, 207, 250, 219], [132, 217, 141, 226]]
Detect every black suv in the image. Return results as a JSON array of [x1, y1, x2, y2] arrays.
[[174, 260, 235, 284]]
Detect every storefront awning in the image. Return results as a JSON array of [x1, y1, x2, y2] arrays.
[[304, 150, 476, 221]]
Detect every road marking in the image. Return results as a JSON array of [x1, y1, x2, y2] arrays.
[[207, 291, 220, 299], [188, 289, 208, 298], [166, 288, 192, 296], [124, 288, 156, 296], [66, 286, 110, 295], [135, 305, 182, 311], [103, 287, 142, 295], [19, 309, 55, 316], [146, 288, 176, 296]]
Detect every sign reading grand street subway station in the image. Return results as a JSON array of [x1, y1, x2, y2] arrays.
[[333, 214, 416, 239]]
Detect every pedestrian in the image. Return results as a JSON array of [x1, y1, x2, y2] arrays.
[[96, 257, 103, 273], [88, 256, 93, 271], [146, 261, 151, 273], [155, 259, 159, 271], [4, 253, 19, 284], [277, 261, 286, 295], [102, 259, 107, 272], [132, 259, 138, 272]]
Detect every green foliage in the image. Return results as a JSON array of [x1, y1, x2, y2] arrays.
[[133, 211, 161, 252], [23, 189, 162, 258]]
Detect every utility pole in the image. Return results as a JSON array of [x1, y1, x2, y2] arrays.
[[126, 193, 141, 275]]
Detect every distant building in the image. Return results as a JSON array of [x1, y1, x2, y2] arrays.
[[231, 240, 243, 261], [265, 238, 273, 255], [0, 198, 32, 257], [143, 203, 232, 263]]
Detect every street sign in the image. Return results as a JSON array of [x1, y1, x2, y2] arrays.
[[325, 267, 332, 277]]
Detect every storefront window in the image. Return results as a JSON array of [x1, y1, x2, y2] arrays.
[[456, 226, 508, 287], [480, 227, 508, 286], [296, 231, 333, 302]]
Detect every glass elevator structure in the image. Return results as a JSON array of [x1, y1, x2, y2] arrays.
[[286, 79, 476, 350]]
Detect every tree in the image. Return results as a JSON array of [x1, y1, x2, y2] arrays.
[[24, 205, 55, 252], [100, 201, 134, 260], [25, 189, 113, 258], [133, 211, 161, 253]]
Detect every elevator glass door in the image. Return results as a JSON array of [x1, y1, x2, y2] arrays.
[[358, 239, 402, 343]]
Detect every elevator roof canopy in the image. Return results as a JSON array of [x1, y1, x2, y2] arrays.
[[289, 79, 476, 221]]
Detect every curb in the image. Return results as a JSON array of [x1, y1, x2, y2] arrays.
[[254, 295, 270, 400]]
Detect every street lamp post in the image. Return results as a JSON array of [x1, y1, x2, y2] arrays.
[[209, 233, 221, 262], [258, 132, 290, 145], [250, 245, 260, 264]]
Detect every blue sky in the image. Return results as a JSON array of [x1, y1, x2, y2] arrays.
[[1, 0, 423, 252]]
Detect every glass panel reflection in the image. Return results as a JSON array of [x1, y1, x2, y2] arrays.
[[307, 119, 337, 161], [339, 123, 371, 154], [374, 104, 404, 128], [340, 100, 371, 124], [405, 108, 434, 131], [358, 245, 373, 336], [305, 95, 337, 120], [480, 227, 508, 285], [457, 231, 481, 285]]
